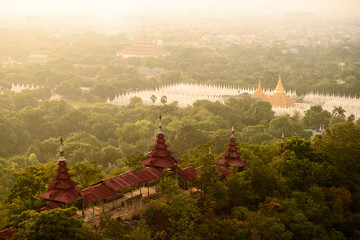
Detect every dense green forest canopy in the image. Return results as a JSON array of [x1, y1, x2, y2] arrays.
[[1, 122, 360, 240]]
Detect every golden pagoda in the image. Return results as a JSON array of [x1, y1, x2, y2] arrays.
[[268, 75, 295, 107], [251, 79, 268, 101]]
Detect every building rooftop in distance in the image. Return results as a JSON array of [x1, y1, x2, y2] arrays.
[[27, 54, 53, 64], [117, 40, 170, 58]]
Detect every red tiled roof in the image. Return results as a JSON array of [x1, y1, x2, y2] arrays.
[[176, 167, 197, 181], [102, 170, 143, 192], [0, 227, 15, 240], [47, 201, 63, 209], [81, 184, 115, 204], [216, 137, 250, 167], [216, 166, 231, 177], [134, 167, 166, 183], [38, 161, 80, 203], [140, 133, 180, 168], [39, 201, 64, 212]]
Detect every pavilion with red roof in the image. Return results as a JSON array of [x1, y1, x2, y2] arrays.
[[38, 138, 82, 211], [216, 123, 250, 176], [140, 115, 181, 169]]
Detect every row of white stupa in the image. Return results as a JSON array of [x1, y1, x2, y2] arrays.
[[10, 83, 41, 93], [108, 83, 360, 120]]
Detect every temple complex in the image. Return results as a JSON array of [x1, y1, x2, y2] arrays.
[[251, 79, 267, 101], [30, 117, 246, 222], [268, 75, 296, 108], [38, 138, 81, 209], [216, 124, 250, 175], [140, 116, 181, 169], [117, 40, 170, 58]]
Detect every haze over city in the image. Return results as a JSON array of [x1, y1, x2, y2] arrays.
[[1, 0, 360, 21]]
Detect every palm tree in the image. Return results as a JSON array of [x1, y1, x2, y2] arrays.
[[161, 95, 167, 105], [150, 95, 157, 105], [332, 106, 346, 117]]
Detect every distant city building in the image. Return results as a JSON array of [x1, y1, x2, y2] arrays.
[[27, 54, 53, 64], [117, 40, 170, 58], [335, 79, 346, 85], [49, 94, 63, 102], [136, 66, 165, 79]]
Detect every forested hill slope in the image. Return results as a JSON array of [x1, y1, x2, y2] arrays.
[[1, 121, 360, 240]]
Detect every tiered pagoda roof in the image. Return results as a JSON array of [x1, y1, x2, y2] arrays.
[[140, 116, 180, 169], [117, 41, 170, 58], [251, 79, 268, 101], [268, 75, 296, 108], [216, 124, 250, 168], [38, 138, 80, 204]]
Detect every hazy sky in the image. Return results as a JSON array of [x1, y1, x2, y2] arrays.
[[1, 0, 359, 20]]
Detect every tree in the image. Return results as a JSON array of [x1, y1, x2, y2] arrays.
[[319, 122, 360, 187], [125, 153, 146, 171], [347, 114, 355, 122], [273, 151, 327, 191], [89, 83, 118, 101], [99, 212, 126, 240], [150, 95, 157, 105], [12, 92, 39, 110], [173, 125, 209, 154], [250, 215, 293, 240], [55, 81, 82, 100], [329, 115, 346, 127], [160, 95, 167, 105], [303, 105, 332, 129], [332, 106, 346, 117], [99, 146, 123, 167], [70, 160, 104, 189], [69, 147, 90, 165], [281, 136, 327, 163], [12, 208, 100, 240], [244, 101, 274, 126], [126, 219, 152, 240], [7, 164, 57, 213], [190, 143, 222, 202], [328, 187, 353, 215], [164, 192, 201, 239], [269, 115, 310, 139], [227, 171, 260, 207]]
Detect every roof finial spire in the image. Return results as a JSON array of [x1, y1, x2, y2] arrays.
[[231, 121, 235, 138], [280, 130, 285, 149], [59, 137, 65, 161], [275, 74, 286, 94], [158, 114, 163, 134]]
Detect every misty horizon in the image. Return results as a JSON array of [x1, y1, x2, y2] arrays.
[[1, 0, 360, 24]]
